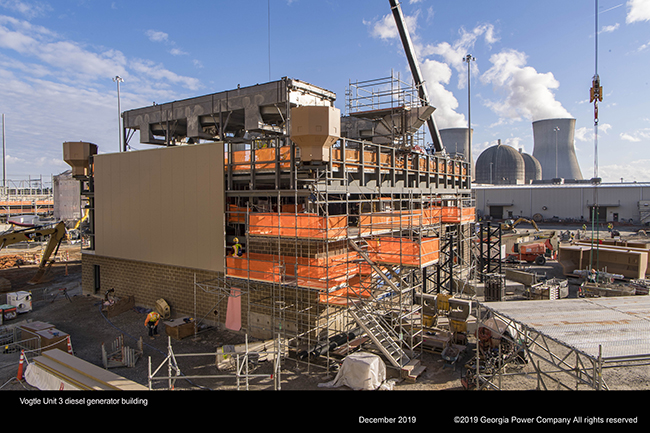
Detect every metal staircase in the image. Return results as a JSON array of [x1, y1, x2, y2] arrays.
[[347, 239, 413, 368], [349, 301, 410, 368]]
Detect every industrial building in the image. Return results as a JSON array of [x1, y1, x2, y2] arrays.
[[475, 182, 650, 224], [63, 74, 475, 373]]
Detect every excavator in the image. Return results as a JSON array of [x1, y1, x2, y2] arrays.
[[0, 221, 67, 284], [501, 218, 540, 233]]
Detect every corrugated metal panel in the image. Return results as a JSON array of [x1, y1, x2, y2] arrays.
[[481, 297, 650, 360]]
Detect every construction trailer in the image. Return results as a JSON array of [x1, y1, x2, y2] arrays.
[[64, 76, 476, 373]]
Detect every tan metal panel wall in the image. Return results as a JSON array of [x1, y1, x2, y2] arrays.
[[94, 142, 225, 273]]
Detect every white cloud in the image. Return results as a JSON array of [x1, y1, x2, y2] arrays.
[[131, 59, 201, 91], [599, 159, 650, 182], [626, 0, 650, 23], [146, 30, 168, 43], [366, 12, 419, 41], [620, 128, 650, 142], [599, 23, 620, 33], [0, 0, 52, 19], [480, 49, 572, 122], [575, 124, 612, 142], [170, 48, 187, 56], [421, 24, 497, 89], [420, 59, 466, 128], [637, 40, 650, 51], [620, 132, 641, 142]]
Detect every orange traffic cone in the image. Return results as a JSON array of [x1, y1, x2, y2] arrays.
[[17, 350, 25, 381], [66, 336, 74, 355]]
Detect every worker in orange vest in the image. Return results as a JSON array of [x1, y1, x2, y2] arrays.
[[145, 310, 161, 338]]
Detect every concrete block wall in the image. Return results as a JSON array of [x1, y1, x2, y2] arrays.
[[81, 253, 236, 329], [82, 252, 348, 341]]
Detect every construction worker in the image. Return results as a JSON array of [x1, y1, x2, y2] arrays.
[[145, 310, 161, 338], [232, 237, 243, 257]]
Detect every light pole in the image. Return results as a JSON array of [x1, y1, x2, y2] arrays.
[[113, 76, 124, 152], [463, 54, 475, 180], [554, 126, 560, 178]]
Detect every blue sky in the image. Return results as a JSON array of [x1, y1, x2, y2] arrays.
[[0, 0, 648, 183]]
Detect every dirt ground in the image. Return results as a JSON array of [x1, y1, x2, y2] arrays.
[[0, 236, 647, 423]]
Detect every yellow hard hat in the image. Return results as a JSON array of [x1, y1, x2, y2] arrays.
[[233, 237, 239, 243]]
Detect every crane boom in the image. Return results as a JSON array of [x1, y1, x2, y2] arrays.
[[389, 0, 444, 153]]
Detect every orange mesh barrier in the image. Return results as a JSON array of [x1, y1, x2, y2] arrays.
[[226, 253, 282, 283], [225, 146, 291, 172], [441, 207, 475, 223], [319, 284, 372, 305], [365, 237, 439, 267], [227, 251, 362, 289], [227, 204, 247, 223], [330, 148, 471, 178], [359, 209, 444, 234], [249, 213, 347, 239]]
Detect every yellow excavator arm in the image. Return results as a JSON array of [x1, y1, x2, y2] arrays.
[[501, 218, 540, 232], [0, 221, 67, 284]]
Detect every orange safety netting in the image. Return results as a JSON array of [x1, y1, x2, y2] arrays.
[[318, 283, 372, 305], [249, 213, 347, 239], [441, 206, 475, 223], [224, 146, 291, 171], [365, 237, 439, 267], [227, 204, 247, 223], [358, 208, 444, 234], [330, 149, 470, 177], [226, 253, 283, 283], [226, 251, 362, 290]]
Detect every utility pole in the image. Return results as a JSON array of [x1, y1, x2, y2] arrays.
[[464, 54, 475, 180], [113, 76, 124, 152], [2, 113, 5, 194]]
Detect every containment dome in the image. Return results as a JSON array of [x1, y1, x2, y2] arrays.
[[475, 141, 525, 185], [520, 151, 543, 183]]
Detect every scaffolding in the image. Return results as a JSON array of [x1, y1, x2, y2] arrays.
[[115, 75, 477, 382], [220, 74, 475, 377]]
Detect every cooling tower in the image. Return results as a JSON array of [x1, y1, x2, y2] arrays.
[[532, 118, 582, 180], [440, 127, 474, 180], [440, 128, 472, 159]]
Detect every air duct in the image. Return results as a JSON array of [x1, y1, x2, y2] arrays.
[[532, 118, 582, 180], [290, 105, 340, 163]]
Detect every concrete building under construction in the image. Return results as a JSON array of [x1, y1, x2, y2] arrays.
[[63, 75, 475, 372]]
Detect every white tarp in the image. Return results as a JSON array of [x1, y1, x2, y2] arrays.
[[318, 352, 389, 390], [24, 362, 80, 390]]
